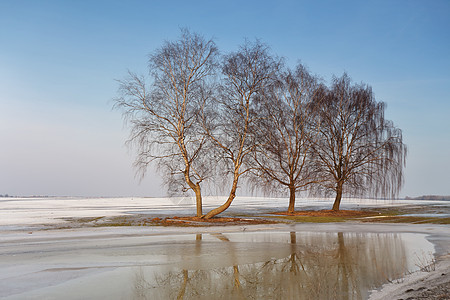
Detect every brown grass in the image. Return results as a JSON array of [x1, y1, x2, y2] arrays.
[[160, 216, 276, 226], [57, 206, 450, 228], [273, 210, 378, 217]]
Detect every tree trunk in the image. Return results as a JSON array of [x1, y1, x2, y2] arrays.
[[194, 185, 202, 217], [233, 265, 241, 289], [203, 191, 235, 219], [289, 232, 296, 245], [177, 269, 189, 300], [332, 181, 343, 211], [288, 185, 296, 213], [336, 232, 350, 297], [184, 166, 203, 217], [203, 173, 239, 219]]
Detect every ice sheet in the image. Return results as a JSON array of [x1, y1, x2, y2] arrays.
[[2, 196, 448, 229]]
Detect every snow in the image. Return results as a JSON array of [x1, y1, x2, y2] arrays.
[[1, 196, 447, 230]]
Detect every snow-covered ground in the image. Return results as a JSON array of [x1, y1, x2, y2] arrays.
[[1, 196, 448, 230]]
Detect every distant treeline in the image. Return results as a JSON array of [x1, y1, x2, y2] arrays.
[[0, 195, 53, 198], [405, 195, 450, 201]]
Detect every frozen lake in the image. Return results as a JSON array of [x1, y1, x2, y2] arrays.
[[0, 225, 439, 299], [1, 196, 449, 230], [0, 197, 448, 299]]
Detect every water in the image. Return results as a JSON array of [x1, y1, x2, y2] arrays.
[[1, 230, 434, 300], [402, 213, 450, 218]]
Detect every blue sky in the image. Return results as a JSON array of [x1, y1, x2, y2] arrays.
[[1, 0, 449, 197]]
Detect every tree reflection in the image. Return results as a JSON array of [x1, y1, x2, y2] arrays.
[[133, 232, 409, 300]]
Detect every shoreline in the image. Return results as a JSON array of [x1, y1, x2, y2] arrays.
[[369, 254, 450, 299]]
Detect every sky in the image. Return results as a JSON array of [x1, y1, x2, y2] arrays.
[[0, 0, 449, 198]]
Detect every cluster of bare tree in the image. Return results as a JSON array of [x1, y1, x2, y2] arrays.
[[114, 29, 407, 218]]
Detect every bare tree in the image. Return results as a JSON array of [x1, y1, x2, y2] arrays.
[[114, 29, 218, 217], [251, 64, 323, 213], [202, 40, 282, 219], [312, 74, 407, 211]]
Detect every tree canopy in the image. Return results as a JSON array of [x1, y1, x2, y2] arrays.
[[114, 29, 407, 216], [311, 74, 407, 210]]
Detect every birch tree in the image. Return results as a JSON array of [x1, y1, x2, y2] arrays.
[[312, 74, 407, 211], [114, 29, 218, 217], [202, 40, 282, 219], [252, 64, 323, 213]]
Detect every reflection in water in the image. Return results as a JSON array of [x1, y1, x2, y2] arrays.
[[131, 232, 412, 300]]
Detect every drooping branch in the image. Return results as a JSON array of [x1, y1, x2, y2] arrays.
[[311, 73, 407, 210]]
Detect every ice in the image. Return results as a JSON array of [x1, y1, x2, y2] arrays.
[[0, 225, 443, 299], [0, 196, 448, 299], [2, 196, 448, 230]]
